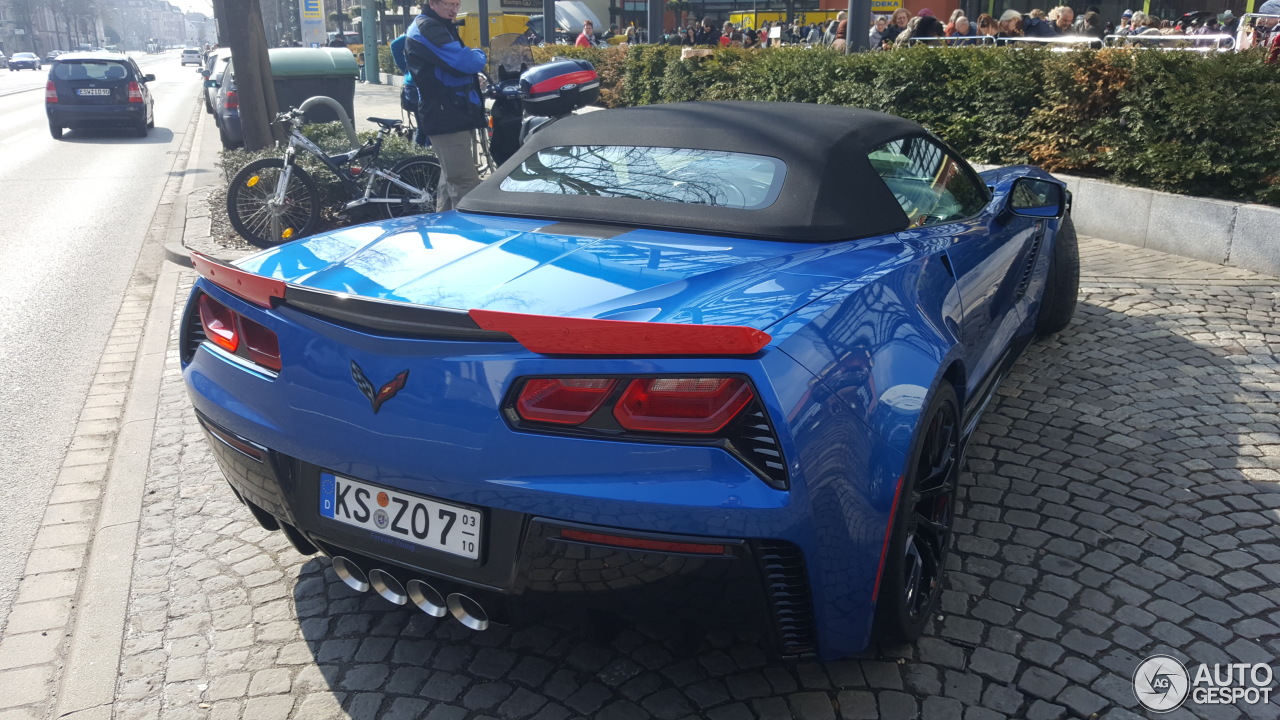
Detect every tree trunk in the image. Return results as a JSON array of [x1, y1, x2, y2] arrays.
[[221, 0, 284, 150]]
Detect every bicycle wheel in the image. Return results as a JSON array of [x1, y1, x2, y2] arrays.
[[227, 158, 320, 248], [381, 156, 442, 218]]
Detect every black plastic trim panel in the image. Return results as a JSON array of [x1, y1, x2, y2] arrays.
[[283, 286, 517, 341]]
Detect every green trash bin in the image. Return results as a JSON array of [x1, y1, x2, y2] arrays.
[[268, 47, 358, 125]]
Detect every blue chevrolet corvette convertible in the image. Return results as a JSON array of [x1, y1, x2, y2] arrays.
[[182, 101, 1078, 659]]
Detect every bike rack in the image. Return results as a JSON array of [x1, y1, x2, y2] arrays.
[[298, 95, 360, 150]]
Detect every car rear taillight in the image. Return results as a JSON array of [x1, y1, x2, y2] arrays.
[[517, 378, 616, 425], [224, 90, 238, 110], [45, 81, 58, 103], [239, 316, 282, 371], [509, 374, 785, 488], [199, 294, 238, 353], [127, 81, 144, 103], [514, 376, 754, 434], [197, 293, 282, 372], [614, 377, 754, 434]]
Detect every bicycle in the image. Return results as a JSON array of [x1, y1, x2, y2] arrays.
[[226, 108, 442, 248]]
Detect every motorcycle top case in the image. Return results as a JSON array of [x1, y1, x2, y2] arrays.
[[519, 58, 600, 117]]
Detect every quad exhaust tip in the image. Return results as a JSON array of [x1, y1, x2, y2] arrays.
[[369, 569, 408, 606], [328, 557, 489, 630], [331, 556, 370, 593], [407, 579, 448, 617], [447, 593, 490, 631]]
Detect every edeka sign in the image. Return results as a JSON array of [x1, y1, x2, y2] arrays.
[[299, 0, 325, 47], [872, 0, 902, 12]]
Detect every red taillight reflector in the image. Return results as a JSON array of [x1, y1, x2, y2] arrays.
[[560, 529, 729, 556], [224, 90, 238, 110], [199, 417, 266, 462], [517, 378, 616, 425], [614, 377, 753, 434], [198, 294, 239, 353], [127, 81, 144, 103], [239, 315, 282, 371], [191, 252, 286, 308], [45, 81, 58, 103], [469, 309, 770, 356]]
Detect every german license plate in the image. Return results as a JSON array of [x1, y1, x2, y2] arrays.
[[77, 88, 111, 96], [319, 473, 481, 559]]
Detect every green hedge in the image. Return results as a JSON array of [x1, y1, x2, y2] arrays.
[[533, 45, 1280, 206]]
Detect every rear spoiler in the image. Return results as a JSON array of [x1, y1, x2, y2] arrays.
[[191, 252, 770, 356]]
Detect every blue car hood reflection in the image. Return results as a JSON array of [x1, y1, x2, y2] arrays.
[[237, 212, 910, 331]]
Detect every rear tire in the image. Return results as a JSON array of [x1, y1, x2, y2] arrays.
[[218, 122, 237, 150], [380, 156, 442, 218], [1035, 214, 1080, 338], [873, 383, 961, 646], [227, 158, 320, 248], [49, 122, 63, 140]]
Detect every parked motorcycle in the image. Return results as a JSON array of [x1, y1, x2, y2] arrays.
[[484, 33, 600, 167]]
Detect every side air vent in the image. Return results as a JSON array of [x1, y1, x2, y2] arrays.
[[726, 405, 789, 490], [180, 290, 208, 364], [1016, 225, 1046, 299], [754, 540, 816, 656]]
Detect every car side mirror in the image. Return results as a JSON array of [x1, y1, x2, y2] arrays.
[[1007, 177, 1065, 218], [204, 79, 220, 88], [200, 69, 210, 77], [144, 73, 156, 82]]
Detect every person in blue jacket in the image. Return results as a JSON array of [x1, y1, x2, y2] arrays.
[[390, 30, 428, 146], [405, 0, 487, 211]]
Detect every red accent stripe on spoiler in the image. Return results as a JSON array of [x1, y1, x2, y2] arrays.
[[469, 309, 771, 356], [190, 252, 286, 308]]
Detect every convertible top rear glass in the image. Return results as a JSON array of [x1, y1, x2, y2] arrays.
[[498, 146, 786, 210], [460, 102, 928, 242]]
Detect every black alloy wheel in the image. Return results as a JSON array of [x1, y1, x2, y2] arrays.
[[874, 382, 961, 645]]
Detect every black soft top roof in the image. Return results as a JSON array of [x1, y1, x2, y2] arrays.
[[458, 101, 924, 242]]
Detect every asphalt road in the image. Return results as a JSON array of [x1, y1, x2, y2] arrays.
[[0, 50, 201, 632]]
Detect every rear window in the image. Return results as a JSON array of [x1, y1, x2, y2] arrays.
[[498, 146, 786, 210], [53, 60, 133, 81]]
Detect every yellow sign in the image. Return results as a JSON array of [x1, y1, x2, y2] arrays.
[[872, 0, 902, 12]]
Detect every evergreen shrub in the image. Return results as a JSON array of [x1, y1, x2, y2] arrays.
[[538, 44, 1280, 206]]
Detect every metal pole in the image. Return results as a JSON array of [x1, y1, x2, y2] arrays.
[[362, 0, 380, 82], [543, 0, 555, 41], [479, 0, 489, 46], [846, 0, 870, 51], [648, 0, 663, 41]]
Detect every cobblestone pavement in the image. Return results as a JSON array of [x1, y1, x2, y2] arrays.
[[113, 236, 1279, 720]]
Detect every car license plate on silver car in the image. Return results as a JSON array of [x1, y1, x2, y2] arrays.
[[319, 473, 481, 559], [77, 88, 111, 96]]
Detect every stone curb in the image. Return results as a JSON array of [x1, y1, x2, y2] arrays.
[[1059, 173, 1280, 277], [51, 97, 203, 720], [977, 166, 1280, 278]]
